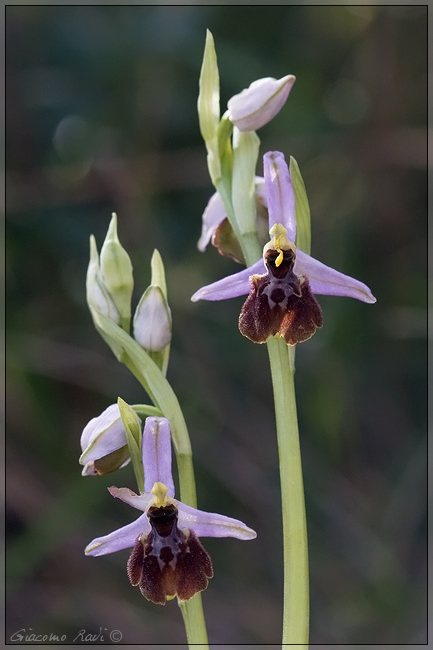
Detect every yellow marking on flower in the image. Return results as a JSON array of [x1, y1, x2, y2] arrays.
[[85, 542, 102, 554], [275, 250, 284, 267], [263, 223, 296, 266], [151, 481, 170, 507]]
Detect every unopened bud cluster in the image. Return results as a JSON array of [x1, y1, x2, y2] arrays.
[[86, 214, 172, 357]]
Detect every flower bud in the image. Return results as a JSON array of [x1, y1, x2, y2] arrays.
[[227, 75, 295, 132], [80, 404, 142, 476], [100, 213, 134, 331], [133, 285, 172, 352], [86, 235, 121, 324]]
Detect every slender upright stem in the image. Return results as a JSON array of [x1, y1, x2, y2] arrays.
[[175, 450, 208, 647], [177, 451, 197, 508], [267, 337, 309, 647], [217, 182, 310, 644], [179, 595, 209, 649], [176, 449, 208, 647], [238, 215, 310, 647]]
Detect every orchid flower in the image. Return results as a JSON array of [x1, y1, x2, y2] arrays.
[[192, 151, 376, 345], [85, 416, 256, 604], [79, 404, 135, 476]]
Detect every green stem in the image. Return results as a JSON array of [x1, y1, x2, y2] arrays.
[[122, 353, 158, 405], [236, 213, 310, 643], [179, 595, 209, 648], [177, 451, 197, 508], [175, 453, 207, 648], [215, 178, 263, 268], [234, 196, 309, 647], [215, 178, 241, 244], [132, 404, 163, 418], [214, 110, 309, 646], [266, 337, 309, 647]]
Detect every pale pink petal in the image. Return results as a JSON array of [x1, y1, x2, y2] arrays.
[[295, 249, 376, 304], [197, 191, 227, 252], [263, 151, 296, 241], [142, 417, 175, 497], [108, 486, 152, 511], [228, 75, 295, 132], [178, 502, 256, 540], [85, 512, 150, 556], [191, 259, 265, 302]]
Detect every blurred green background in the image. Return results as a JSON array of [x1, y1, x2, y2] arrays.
[[6, 5, 426, 645]]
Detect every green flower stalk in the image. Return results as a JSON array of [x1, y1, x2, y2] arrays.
[[232, 128, 261, 238]]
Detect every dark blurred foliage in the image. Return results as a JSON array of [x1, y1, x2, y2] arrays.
[[6, 5, 427, 646]]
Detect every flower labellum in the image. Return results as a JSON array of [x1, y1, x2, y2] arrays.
[[239, 223, 322, 345], [227, 75, 296, 132], [127, 482, 214, 604], [85, 417, 256, 604]]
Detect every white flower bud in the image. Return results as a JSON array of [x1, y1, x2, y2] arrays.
[[227, 75, 295, 132], [79, 404, 140, 476], [133, 286, 172, 352]]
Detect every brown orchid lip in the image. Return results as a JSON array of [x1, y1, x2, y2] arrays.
[[239, 247, 323, 345], [127, 504, 213, 605]]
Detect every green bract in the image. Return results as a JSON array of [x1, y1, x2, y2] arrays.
[[117, 397, 144, 491], [289, 157, 311, 256], [197, 30, 221, 186]]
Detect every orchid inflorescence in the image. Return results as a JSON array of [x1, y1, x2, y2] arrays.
[[193, 150, 375, 344], [80, 29, 375, 646], [81, 212, 256, 607]]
